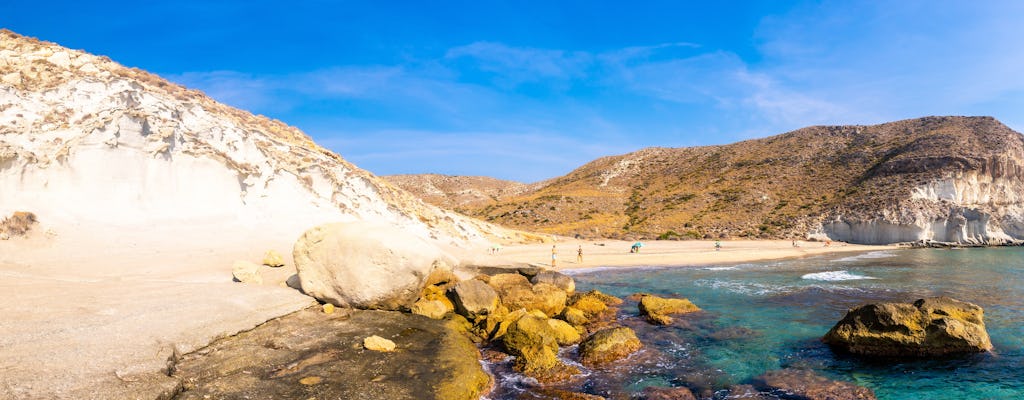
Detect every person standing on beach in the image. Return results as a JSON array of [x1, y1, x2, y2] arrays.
[[577, 244, 583, 264], [551, 245, 557, 268]]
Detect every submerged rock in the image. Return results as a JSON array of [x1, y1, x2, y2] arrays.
[[293, 221, 457, 310], [823, 296, 992, 357], [517, 387, 606, 399], [752, 368, 876, 400], [579, 326, 643, 366], [173, 308, 489, 400], [638, 386, 697, 400], [637, 294, 700, 325]]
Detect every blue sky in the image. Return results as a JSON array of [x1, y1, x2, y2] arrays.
[[5, 1, 1024, 182]]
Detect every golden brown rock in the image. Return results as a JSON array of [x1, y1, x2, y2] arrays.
[[546, 318, 582, 346], [502, 313, 579, 382], [638, 294, 701, 325], [262, 250, 285, 267], [411, 299, 449, 319], [363, 335, 396, 352], [579, 327, 643, 366], [823, 297, 992, 357]]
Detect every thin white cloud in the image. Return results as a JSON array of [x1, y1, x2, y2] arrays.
[[167, 70, 283, 113], [445, 41, 593, 86]]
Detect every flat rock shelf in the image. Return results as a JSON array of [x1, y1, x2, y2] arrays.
[[172, 308, 489, 400]]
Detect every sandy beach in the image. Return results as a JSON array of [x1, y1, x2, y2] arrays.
[[0, 232, 896, 398], [482, 239, 898, 271]]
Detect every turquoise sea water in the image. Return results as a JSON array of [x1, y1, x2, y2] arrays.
[[489, 247, 1024, 399]]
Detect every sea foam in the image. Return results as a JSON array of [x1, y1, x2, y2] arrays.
[[831, 251, 896, 263], [801, 270, 877, 281]]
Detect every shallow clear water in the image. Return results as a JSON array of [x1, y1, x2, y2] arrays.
[[488, 247, 1024, 399]]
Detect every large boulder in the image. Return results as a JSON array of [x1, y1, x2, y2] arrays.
[[293, 222, 457, 310], [566, 290, 622, 333], [752, 369, 876, 400], [530, 270, 576, 294], [579, 326, 643, 366], [411, 299, 449, 319], [451, 279, 499, 319], [502, 313, 580, 382], [823, 297, 992, 357], [488, 273, 567, 317], [546, 318, 582, 345], [638, 294, 701, 325]]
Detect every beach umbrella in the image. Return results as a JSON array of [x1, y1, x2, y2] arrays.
[[633, 242, 644, 247]]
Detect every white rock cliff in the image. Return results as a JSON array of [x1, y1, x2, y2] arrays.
[[0, 30, 516, 251]]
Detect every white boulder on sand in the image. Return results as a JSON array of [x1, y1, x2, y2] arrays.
[[294, 221, 458, 310]]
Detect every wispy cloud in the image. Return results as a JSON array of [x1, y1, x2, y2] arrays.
[[446, 41, 593, 87], [165, 4, 1024, 182]]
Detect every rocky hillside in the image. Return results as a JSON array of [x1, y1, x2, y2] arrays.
[[417, 117, 1024, 245], [0, 30, 530, 250], [384, 174, 531, 211]]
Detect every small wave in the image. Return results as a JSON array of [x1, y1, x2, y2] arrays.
[[702, 266, 738, 271], [801, 270, 877, 281], [694, 279, 790, 296], [831, 251, 896, 263]]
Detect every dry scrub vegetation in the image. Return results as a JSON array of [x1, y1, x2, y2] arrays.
[[393, 117, 1024, 240], [1, 211, 37, 238]]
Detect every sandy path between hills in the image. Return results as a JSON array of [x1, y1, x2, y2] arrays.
[[0, 229, 896, 399]]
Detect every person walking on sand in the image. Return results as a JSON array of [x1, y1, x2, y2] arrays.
[[551, 245, 558, 268], [715, 240, 721, 251], [577, 244, 583, 264]]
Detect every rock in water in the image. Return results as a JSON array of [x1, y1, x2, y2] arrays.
[[451, 279, 499, 319], [546, 318, 582, 346], [579, 326, 643, 366], [639, 386, 698, 400], [293, 221, 457, 310], [501, 313, 580, 382], [231, 261, 262, 284], [823, 296, 992, 357], [638, 294, 701, 325], [753, 368, 876, 400], [530, 270, 576, 294], [262, 250, 285, 267], [363, 335, 396, 352], [488, 273, 567, 317]]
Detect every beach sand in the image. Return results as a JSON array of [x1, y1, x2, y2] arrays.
[[0, 231, 895, 398], [476, 239, 897, 271], [0, 225, 315, 399]]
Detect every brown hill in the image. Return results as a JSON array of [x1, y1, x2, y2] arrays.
[[409, 117, 1024, 244], [384, 174, 531, 211]]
